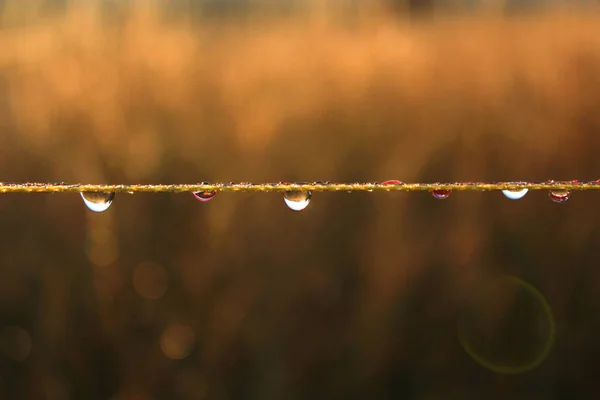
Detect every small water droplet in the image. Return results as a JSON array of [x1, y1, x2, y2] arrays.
[[502, 189, 529, 200], [382, 180, 402, 191], [431, 189, 452, 199], [549, 190, 570, 203], [193, 191, 217, 202], [283, 186, 311, 212], [193, 182, 217, 202], [81, 192, 115, 213]]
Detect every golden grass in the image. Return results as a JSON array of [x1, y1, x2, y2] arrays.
[[1, 5, 600, 183]]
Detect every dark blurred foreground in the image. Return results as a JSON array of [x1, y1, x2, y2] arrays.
[[1, 2, 600, 399]]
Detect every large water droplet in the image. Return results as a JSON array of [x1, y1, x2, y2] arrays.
[[549, 190, 570, 204], [81, 192, 115, 213], [430, 189, 452, 199], [502, 189, 529, 200], [283, 189, 311, 211]]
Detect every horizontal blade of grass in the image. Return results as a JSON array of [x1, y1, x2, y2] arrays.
[[0, 181, 598, 193]]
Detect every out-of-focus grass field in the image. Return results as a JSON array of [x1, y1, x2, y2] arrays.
[[1, 1, 600, 399]]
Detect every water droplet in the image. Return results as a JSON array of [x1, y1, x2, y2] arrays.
[[382, 180, 402, 191], [430, 189, 452, 199], [549, 190, 570, 203], [283, 189, 311, 211], [193, 191, 217, 202], [193, 182, 217, 202], [502, 189, 529, 200], [80, 192, 115, 213]]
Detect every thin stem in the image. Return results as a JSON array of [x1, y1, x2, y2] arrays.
[[0, 181, 597, 193]]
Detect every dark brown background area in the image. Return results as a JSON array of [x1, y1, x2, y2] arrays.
[[0, 3, 600, 399]]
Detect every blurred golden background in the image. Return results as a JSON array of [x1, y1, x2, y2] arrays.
[[0, 0, 600, 398]]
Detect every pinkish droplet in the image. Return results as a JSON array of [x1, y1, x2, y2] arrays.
[[431, 189, 452, 199], [381, 180, 402, 192], [193, 182, 217, 202], [548, 190, 570, 204], [193, 191, 216, 202]]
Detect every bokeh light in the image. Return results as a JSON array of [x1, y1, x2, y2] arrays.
[[458, 276, 555, 374], [132, 262, 169, 300], [0, 326, 32, 362], [160, 324, 195, 360]]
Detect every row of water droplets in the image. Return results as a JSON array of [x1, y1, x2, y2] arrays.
[[79, 180, 572, 213], [385, 180, 570, 202], [80, 181, 313, 213], [430, 188, 570, 202], [431, 188, 570, 202], [193, 181, 313, 211]]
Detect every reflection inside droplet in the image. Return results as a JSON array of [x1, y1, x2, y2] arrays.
[[283, 190, 311, 211], [458, 276, 555, 374], [549, 190, 570, 203], [430, 189, 452, 199], [502, 189, 529, 200], [80, 192, 115, 213]]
